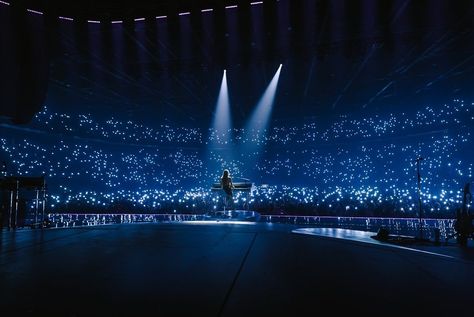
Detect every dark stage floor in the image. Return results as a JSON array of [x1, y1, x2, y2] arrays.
[[1, 222, 473, 316]]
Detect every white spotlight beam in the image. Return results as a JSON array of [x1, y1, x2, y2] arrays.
[[247, 64, 282, 134], [211, 70, 232, 144]]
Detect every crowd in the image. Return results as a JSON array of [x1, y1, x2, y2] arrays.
[[0, 99, 472, 218]]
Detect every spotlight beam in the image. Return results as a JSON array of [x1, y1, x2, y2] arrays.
[[211, 70, 231, 144], [247, 64, 282, 134]]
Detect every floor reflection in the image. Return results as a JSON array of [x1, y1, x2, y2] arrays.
[[292, 227, 456, 259]]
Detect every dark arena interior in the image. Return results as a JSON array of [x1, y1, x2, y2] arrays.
[[1, 0, 474, 315]]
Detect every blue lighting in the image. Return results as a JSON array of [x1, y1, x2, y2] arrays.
[[211, 70, 232, 146], [0, 98, 471, 217]]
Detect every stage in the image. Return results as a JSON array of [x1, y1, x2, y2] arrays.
[[1, 222, 473, 316]]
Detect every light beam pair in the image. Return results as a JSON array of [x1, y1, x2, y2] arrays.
[[210, 64, 283, 146]]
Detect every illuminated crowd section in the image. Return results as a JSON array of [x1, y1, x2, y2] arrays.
[[0, 99, 473, 217]]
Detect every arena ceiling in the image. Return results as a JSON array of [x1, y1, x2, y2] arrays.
[[2, 0, 474, 126]]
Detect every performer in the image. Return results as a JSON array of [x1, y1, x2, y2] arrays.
[[220, 169, 235, 210]]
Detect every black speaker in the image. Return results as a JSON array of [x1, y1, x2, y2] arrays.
[[376, 226, 390, 241]]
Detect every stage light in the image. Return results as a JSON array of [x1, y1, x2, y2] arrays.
[[225, 5, 238, 9], [206, 70, 234, 176], [251, 1, 263, 5], [239, 64, 282, 178], [182, 221, 256, 225], [156, 15, 167, 19], [246, 64, 283, 137], [59, 16, 74, 21], [134, 17, 145, 22], [201, 8, 213, 13], [179, 12, 191, 16], [211, 70, 232, 144], [111, 20, 122, 24], [27, 9, 43, 15], [87, 20, 100, 24]]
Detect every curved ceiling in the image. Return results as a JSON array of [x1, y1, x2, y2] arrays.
[[16, 0, 252, 20], [2, 0, 474, 126]]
